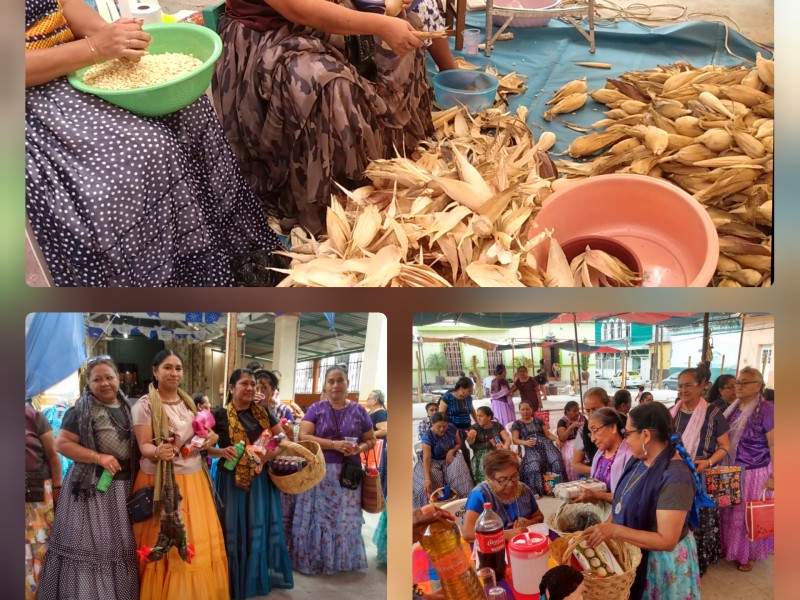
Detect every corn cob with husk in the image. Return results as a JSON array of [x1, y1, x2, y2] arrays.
[[556, 59, 773, 286]]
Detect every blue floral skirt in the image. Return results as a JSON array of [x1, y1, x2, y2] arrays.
[[289, 463, 368, 574], [642, 532, 700, 600]]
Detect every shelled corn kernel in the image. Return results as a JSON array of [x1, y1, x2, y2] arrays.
[[83, 53, 202, 90]]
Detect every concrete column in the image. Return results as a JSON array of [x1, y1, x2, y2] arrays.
[[273, 314, 300, 402], [359, 313, 387, 400]]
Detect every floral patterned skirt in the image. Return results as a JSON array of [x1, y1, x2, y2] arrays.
[[642, 532, 700, 600], [289, 463, 368, 574], [25, 479, 54, 600]]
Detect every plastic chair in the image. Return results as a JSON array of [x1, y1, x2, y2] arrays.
[[202, 1, 225, 32], [439, 497, 469, 533], [413, 441, 422, 466], [506, 422, 525, 458]]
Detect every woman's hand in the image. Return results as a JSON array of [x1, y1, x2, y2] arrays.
[[155, 443, 177, 462], [220, 445, 239, 461], [766, 475, 774, 490], [379, 17, 422, 55], [466, 430, 477, 444], [582, 522, 617, 548], [554, 439, 563, 450], [445, 448, 456, 465], [90, 18, 151, 62], [525, 438, 537, 448], [571, 486, 594, 504], [201, 431, 220, 450], [98, 453, 121, 474], [695, 458, 711, 474], [424, 478, 433, 497]]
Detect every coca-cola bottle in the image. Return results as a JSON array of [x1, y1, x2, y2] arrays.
[[475, 502, 506, 580]]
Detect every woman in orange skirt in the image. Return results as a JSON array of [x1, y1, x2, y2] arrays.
[[131, 349, 229, 599]]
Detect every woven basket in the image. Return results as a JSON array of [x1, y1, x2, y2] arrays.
[[547, 501, 612, 536], [268, 440, 326, 495], [429, 487, 461, 509], [549, 532, 641, 600]]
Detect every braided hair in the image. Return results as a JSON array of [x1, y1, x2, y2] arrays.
[[670, 433, 716, 529]]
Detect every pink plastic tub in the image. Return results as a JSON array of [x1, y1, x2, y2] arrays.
[[492, 0, 562, 28], [530, 174, 719, 287]]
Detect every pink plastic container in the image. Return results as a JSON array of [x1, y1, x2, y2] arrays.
[[492, 0, 562, 28], [531, 174, 719, 287]]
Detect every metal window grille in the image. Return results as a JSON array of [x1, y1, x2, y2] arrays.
[[295, 361, 314, 394], [487, 350, 503, 374], [315, 353, 364, 393], [443, 342, 464, 378]]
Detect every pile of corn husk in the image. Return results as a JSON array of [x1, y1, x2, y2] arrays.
[[555, 56, 774, 287], [274, 106, 639, 287]]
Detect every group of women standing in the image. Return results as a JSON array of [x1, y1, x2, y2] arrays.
[[30, 354, 380, 599], [578, 366, 774, 600]]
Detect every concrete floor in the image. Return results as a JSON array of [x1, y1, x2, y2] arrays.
[[256, 510, 386, 600]]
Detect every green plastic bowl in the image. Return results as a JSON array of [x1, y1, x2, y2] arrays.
[[67, 23, 222, 117]]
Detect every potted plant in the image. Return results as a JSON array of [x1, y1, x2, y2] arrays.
[[426, 352, 448, 386], [580, 342, 591, 382]]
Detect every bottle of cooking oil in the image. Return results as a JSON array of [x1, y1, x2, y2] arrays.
[[418, 505, 487, 600]]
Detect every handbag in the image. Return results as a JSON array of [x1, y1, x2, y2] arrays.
[[127, 486, 155, 522], [361, 447, 385, 513], [703, 450, 745, 507], [339, 458, 365, 490], [344, 34, 378, 81], [25, 471, 46, 503], [746, 489, 774, 541]]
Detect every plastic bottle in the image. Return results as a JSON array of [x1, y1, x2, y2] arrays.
[[223, 440, 246, 470], [96, 468, 114, 492], [418, 505, 486, 600], [475, 502, 506, 580]]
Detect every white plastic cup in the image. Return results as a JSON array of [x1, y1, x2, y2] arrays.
[[463, 29, 481, 56]]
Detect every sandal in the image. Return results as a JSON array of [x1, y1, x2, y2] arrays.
[[738, 562, 753, 572]]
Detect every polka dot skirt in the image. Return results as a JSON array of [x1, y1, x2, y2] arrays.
[[26, 76, 280, 287]]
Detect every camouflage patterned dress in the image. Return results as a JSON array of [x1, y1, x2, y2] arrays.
[[213, 5, 434, 234]]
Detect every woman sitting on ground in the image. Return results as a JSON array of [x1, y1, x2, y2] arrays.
[[213, 0, 434, 234], [462, 450, 544, 543], [511, 401, 566, 497], [25, 0, 280, 286], [466, 406, 511, 484], [412, 413, 474, 508]]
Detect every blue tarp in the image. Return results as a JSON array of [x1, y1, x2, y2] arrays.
[[432, 17, 769, 154], [25, 313, 87, 399]]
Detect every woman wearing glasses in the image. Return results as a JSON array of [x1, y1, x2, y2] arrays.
[[582, 402, 704, 600], [466, 406, 511, 484], [720, 367, 774, 572], [462, 449, 545, 543], [669, 367, 731, 576], [39, 357, 139, 599], [708, 374, 737, 412], [511, 401, 566, 498], [571, 408, 632, 505], [412, 413, 474, 508]]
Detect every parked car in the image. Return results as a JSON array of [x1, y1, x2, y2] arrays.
[[661, 373, 681, 391], [611, 370, 643, 388]]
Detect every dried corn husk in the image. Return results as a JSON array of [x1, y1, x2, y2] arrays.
[[546, 78, 587, 105], [543, 93, 587, 121]]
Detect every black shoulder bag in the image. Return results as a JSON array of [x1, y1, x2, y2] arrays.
[[329, 401, 365, 489]]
